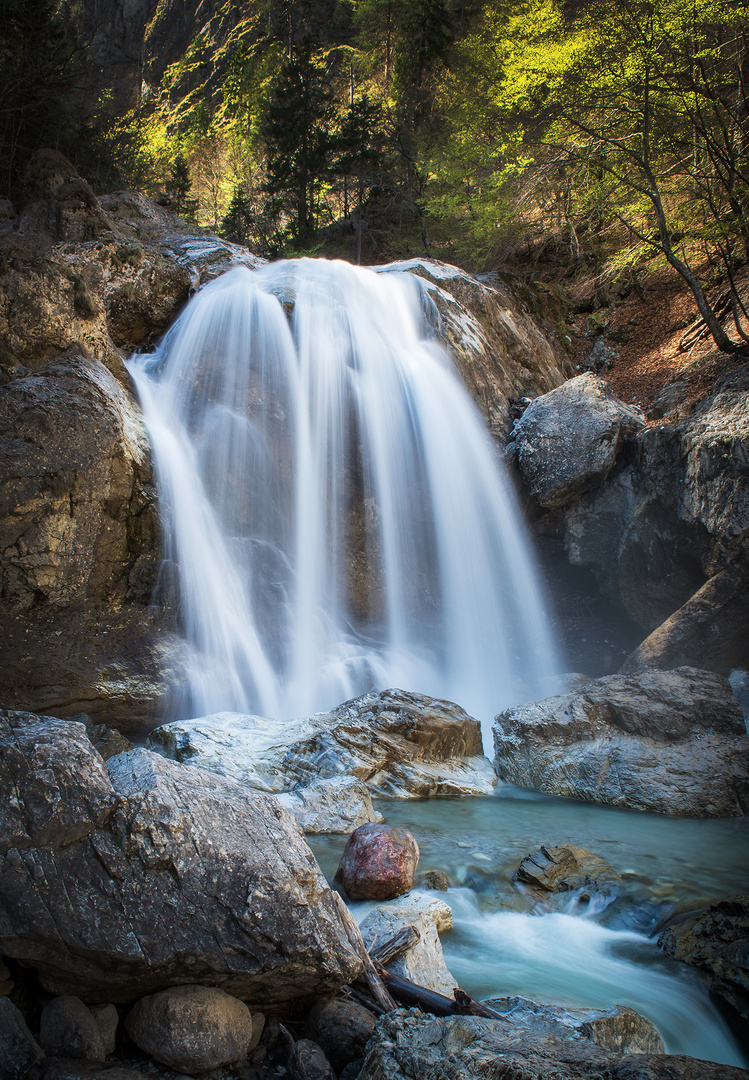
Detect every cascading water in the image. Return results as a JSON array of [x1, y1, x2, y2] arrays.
[[128, 258, 562, 734]]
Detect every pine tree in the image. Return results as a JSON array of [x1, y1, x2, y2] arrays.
[[261, 40, 336, 245], [169, 153, 198, 218], [221, 183, 253, 245]]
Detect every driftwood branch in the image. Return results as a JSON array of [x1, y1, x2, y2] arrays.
[[369, 925, 420, 966], [332, 891, 397, 1012]]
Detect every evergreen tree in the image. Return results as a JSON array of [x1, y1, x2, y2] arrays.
[[169, 153, 197, 218], [221, 182, 254, 245], [261, 40, 336, 245]]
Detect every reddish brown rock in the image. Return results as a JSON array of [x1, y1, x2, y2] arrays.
[[334, 823, 419, 901]]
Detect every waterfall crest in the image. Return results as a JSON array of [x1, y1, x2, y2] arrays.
[[129, 258, 562, 734]]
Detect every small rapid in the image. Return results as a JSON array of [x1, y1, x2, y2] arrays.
[[128, 258, 562, 733]]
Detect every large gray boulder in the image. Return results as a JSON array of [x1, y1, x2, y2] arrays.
[[0, 996, 44, 1079], [493, 668, 749, 816], [146, 688, 497, 799], [513, 373, 644, 510], [356, 1008, 747, 1080], [541, 365, 749, 667], [0, 710, 360, 1004]]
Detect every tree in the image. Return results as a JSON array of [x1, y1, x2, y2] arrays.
[[261, 40, 337, 245], [433, 0, 749, 350], [169, 153, 198, 218], [332, 93, 388, 260], [0, 0, 82, 196]]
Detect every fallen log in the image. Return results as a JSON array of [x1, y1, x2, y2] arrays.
[[332, 891, 397, 1012]]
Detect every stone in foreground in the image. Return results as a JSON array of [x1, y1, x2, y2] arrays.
[[147, 687, 497, 799], [335, 824, 419, 900], [493, 668, 749, 816], [356, 1009, 746, 1080], [359, 893, 457, 997], [125, 985, 254, 1074], [0, 710, 360, 1003]]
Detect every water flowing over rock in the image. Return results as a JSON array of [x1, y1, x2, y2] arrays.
[[0, 709, 360, 1004], [146, 688, 497, 799], [493, 667, 749, 816], [355, 1008, 748, 1080], [128, 258, 562, 733]]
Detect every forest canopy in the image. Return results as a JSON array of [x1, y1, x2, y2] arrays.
[[1, 0, 747, 349]]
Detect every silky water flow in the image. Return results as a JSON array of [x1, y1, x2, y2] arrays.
[[129, 258, 748, 1069], [128, 258, 561, 738]]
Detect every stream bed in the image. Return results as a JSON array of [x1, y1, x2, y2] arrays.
[[309, 784, 749, 1068]]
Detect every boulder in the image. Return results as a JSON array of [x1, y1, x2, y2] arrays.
[[493, 668, 749, 816], [334, 824, 419, 901], [0, 710, 360, 1004], [482, 997, 664, 1055], [658, 896, 749, 1023], [89, 1006, 118, 1058], [39, 997, 105, 1062], [359, 893, 457, 996], [0, 996, 44, 1079], [26, 1066, 146, 1080], [0, 958, 12, 994], [146, 688, 497, 800], [513, 373, 644, 510], [276, 776, 384, 834], [125, 985, 253, 1074], [355, 1008, 747, 1080], [548, 364, 749, 661], [513, 844, 620, 908], [294, 1038, 336, 1080], [305, 998, 377, 1074]]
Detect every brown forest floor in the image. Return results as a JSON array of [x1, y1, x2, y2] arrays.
[[567, 265, 749, 418]]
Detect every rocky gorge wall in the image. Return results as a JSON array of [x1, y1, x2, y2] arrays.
[[0, 151, 571, 729]]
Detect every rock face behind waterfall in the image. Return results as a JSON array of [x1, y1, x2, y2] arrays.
[[493, 668, 749, 816], [146, 688, 497, 810], [0, 709, 360, 1003], [513, 366, 749, 672]]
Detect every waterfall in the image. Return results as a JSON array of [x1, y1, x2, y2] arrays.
[[128, 258, 562, 737]]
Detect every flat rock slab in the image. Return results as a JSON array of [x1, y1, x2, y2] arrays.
[[493, 667, 749, 816], [147, 687, 497, 799], [0, 710, 360, 1004], [356, 1009, 748, 1080]]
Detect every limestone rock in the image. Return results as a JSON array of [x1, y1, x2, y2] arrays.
[[335, 824, 419, 901], [483, 997, 664, 1055], [514, 844, 620, 907], [554, 364, 749, 659], [0, 712, 360, 1004], [359, 893, 457, 996], [276, 776, 384, 834], [381, 259, 570, 440], [147, 688, 497, 800], [39, 997, 105, 1061], [0, 996, 44, 1079], [305, 999, 377, 1074], [356, 1008, 746, 1080], [0, 353, 175, 727], [658, 895, 749, 1020], [514, 373, 644, 510], [125, 985, 253, 1074], [493, 667, 749, 816]]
